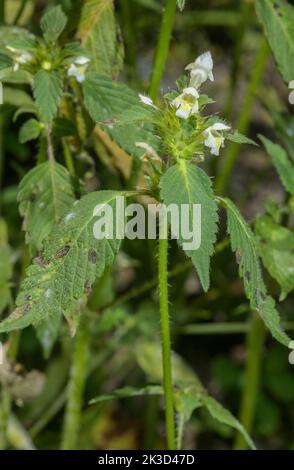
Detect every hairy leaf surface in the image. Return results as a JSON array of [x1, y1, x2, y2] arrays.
[[160, 162, 218, 291], [34, 70, 63, 123]]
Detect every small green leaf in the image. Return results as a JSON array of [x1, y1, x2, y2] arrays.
[[255, 214, 294, 300], [220, 197, 292, 346], [259, 135, 294, 196], [77, 0, 124, 77], [89, 385, 163, 404], [160, 162, 219, 291], [18, 161, 75, 251], [40, 6, 67, 43], [19, 119, 41, 143], [203, 395, 256, 450], [0, 219, 12, 315], [34, 70, 63, 123], [255, 0, 294, 82], [0, 191, 126, 334]]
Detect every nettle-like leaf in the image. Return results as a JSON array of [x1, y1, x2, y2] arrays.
[[260, 135, 294, 196], [34, 70, 63, 123], [0, 191, 125, 335], [19, 119, 41, 144], [220, 197, 291, 347], [135, 341, 255, 449], [0, 53, 13, 71], [18, 162, 75, 252], [40, 5, 68, 43], [255, 214, 294, 301], [256, 0, 294, 82], [89, 385, 163, 404], [160, 162, 218, 292], [83, 73, 159, 157], [0, 219, 12, 315], [226, 131, 257, 147], [77, 0, 124, 78]]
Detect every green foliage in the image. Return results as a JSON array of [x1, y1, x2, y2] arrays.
[[221, 197, 291, 347], [40, 6, 68, 43], [0, 53, 13, 70], [17, 161, 75, 252], [255, 214, 294, 300], [259, 135, 294, 196], [226, 131, 257, 146], [160, 162, 218, 292], [0, 220, 12, 315], [19, 119, 41, 143], [89, 385, 163, 404], [177, 0, 186, 12], [256, 0, 294, 82], [77, 0, 124, 77], [0, 191, 125, 334], [34, 70, 63, 123]]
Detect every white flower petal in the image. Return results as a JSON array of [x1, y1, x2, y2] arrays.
[[176, 106, 190, 119], [182, 86, 199, 97], [74, 56, 90, 65], [139, 94, 154, 106]]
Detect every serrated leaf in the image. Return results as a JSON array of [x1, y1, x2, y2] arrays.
[[226, 131, 257, 146], [202, 395, 256, 450], [255, 0, 294, 82], [259, 135, 294, 196], [160, 162, 218, 291], [18, 162, 75, 252], [255, 214, 294, 300], [77, 0, 124, 77], [0, 191, 125, 334], [83, 73, 159, 157], [89, 385, 163, 404], [34, 70, 63, 123], [19, 119, 41, 143], [220, 197, 291, 346], [40, 6, 68, 43]]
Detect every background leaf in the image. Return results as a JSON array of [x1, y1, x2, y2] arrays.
[[19, 119, 41, 144], [40, 6, 68, 43]]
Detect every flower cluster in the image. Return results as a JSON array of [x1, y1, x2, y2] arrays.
[[67, 56, 90, 83]]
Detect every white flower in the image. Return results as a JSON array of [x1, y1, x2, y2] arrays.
[[171, 87, 199, 119], [186, 51, 214, 89], [138, 94, 157, 108], [67, 56, 90, 83], [203, 122, 230, 156], [289, 80, 294, 105], [12, 51, 33, 72]]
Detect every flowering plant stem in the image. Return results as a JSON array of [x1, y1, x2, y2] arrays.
[[61, 313, 90, 450], [215, 37, 268, 194], [149, 0, 177, 100], [158, 236, 175, 450], [234, 313, 265, 450]]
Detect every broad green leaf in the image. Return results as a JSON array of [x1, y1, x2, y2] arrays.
[[0, 191, 125, 334], [40, 6, 68, 43], [77, 0, 124, 77], [18, 162, 75, 251], [3, 87, 34, 108], [0, 53, 13, 70], [34, 70, 63, 123], [19, 119, 41, 143], [160, 162, 219, 291], [220, 197, 291, 347], [255, 214, 294, 300], [226, 131, 257, 146], [255, 0, 294, 82], [260, 135, 294, 196], [89, 385, 163, 404], [83, 73, 159, 157], [203, 395, 256, 450], [0, 219, 12, 315]]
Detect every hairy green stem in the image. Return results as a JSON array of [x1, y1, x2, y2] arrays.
[[158, 235, 175, 450], [61, 314, 90, 450], [215, 38, 268, 194], [234, 313, 266, 450], [149, 0, 177, 100], [62, 139, 75, 176]]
